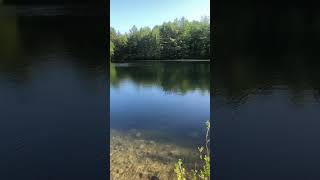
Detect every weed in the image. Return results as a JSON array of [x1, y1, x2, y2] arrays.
[[174, 120, 210, 180]]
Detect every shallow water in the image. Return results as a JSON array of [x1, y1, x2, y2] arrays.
[[110, 62, 210, 178]]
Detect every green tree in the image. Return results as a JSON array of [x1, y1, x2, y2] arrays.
[[109, 16, 210, 61]]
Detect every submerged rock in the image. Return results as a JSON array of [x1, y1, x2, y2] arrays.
[[136, 132, 142, 137], [150, 176, 159, 180]]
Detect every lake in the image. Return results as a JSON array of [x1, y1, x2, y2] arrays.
[[213, 60, 320, 180], [0, 5, 107, 180], [110, 62, 210, 179], [212, 2, 320, 179]]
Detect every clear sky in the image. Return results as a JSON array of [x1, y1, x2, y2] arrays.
[[111, 0, 210, 33]]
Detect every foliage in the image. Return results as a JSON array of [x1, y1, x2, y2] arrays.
[[110, 40, 114, 60], [110, 16, 210, 61], [175, 121, 210, 180], [175, 159, 186, 180]]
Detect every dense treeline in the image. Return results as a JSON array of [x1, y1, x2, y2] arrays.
[[110, 16, 210, 61]]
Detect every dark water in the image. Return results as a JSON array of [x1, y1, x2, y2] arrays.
[[0, 5, 107, 179], [213, 2, 320, 179], [213, 61, 320, 180], [110, 62, 210, 147]]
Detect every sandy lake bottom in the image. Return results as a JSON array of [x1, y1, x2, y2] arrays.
[[110, 129, 201, 180]]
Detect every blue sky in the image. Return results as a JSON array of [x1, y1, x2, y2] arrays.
[[111, 0, 210, 33]]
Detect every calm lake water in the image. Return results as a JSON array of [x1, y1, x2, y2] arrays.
[[110, 62, 210, 146], [214, 60, 320, 180], [0, 5, 107, 179], [110, 62, 210, 179]]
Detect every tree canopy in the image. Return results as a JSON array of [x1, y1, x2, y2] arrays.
[[110, 16, 210, 61]]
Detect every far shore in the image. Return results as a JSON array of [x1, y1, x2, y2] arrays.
[[111, 59, 211, 63]]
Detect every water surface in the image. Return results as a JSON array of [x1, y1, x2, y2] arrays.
[[111, 62, 210, 146], [0, 5, 107, 180], [214, 60, 320, 180], [110, 62, 210, 179]]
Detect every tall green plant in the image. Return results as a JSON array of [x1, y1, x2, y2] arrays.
[[175, 121, 210, 180]]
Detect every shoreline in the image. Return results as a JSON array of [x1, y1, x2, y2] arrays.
[[111, 59, 210, 63]]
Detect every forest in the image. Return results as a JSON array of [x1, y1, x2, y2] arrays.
[[110, 16, 210, 61]]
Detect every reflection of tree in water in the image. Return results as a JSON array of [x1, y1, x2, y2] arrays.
[[213, 0, 320, 106], [0, 10, 20, 59], [0, 8, 30, 84], [214, 60, 320, 105], [0, 9, 105, 85], [110, 62, 210, 94]]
